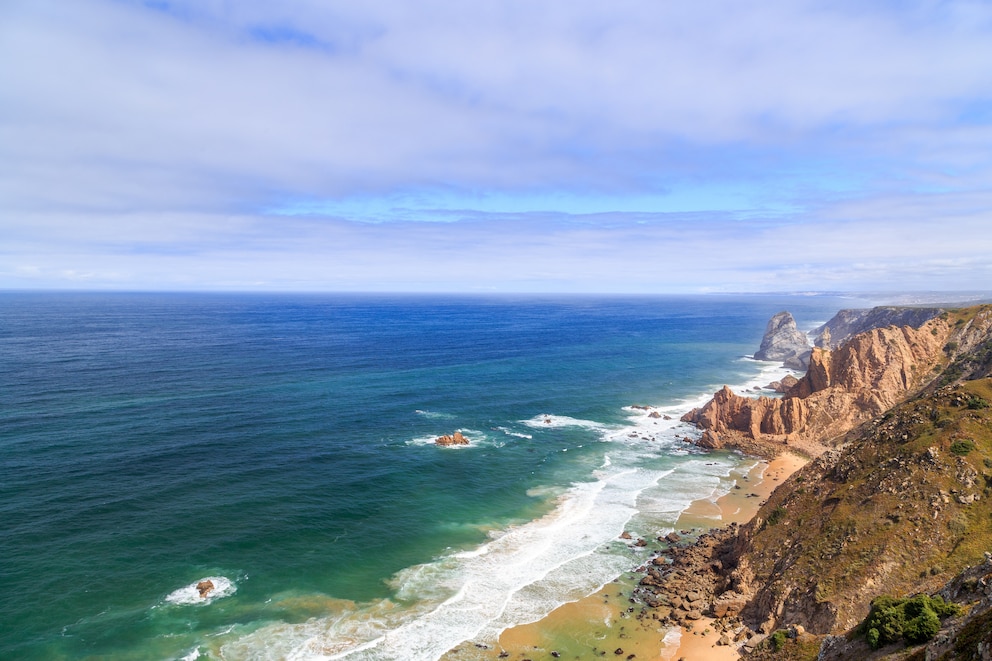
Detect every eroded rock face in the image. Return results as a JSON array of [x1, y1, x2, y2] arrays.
[[754, 312, 812, 369], [813, 306, 942, 350], [682, 318, 952, 455], [435, 431, 469, 446]]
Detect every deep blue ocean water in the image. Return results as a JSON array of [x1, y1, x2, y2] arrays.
[[0, 293, 861, 660]]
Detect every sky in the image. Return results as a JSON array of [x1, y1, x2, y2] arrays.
[[2, 0, 992, 293]]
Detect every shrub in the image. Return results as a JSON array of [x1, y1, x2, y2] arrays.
[[769, 630, 787, 651], [766, 506, 787, 526], [967, 396, 989, 410], [860, 595, 962, 649], [950, 439, 976, 456], [904, 610, 940, 644]]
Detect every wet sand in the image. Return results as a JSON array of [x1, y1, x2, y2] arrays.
[[443, 452, 807, 661]]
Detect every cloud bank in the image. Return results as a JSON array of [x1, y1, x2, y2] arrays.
[[2, 0, 991, 292]]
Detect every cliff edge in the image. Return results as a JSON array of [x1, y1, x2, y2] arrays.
[[681, 307, 970, 458]]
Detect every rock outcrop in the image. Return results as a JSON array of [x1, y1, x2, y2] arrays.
[[813, 306, 942, 350], [196, 580, 214, 599], [753, 311, 812, 369], [764, 375, 799, 393], [682, 316, 954, 456], [435, 431, 469, 446]]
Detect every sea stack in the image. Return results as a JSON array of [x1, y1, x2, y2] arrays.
[[753, 311, 812, 369]]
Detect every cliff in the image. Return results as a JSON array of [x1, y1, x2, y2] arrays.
[[813, 306, 943, 350], [651, 305, 992, 659], [682, 309, 960, 457]]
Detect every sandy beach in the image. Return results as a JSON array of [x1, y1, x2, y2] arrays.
[[445, 452, 808, 661], [668, 452, 806, 660]]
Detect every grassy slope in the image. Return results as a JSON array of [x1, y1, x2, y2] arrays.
[[739, 304, 992, 659], [746, 378, 992, 629]]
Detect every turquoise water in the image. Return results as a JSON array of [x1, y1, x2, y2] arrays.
[[0, 293, 857, 660]]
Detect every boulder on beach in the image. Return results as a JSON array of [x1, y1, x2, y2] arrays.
[[435, 431, 470, 446]]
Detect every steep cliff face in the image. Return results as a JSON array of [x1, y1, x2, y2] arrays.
[[813, 306, 943, 350], [682, 316, 953, 456]]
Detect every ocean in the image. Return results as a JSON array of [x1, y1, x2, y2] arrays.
[[0, 292, 861, 660]]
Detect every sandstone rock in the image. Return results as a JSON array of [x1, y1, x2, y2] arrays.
[[682, 317, 952, 456], [813, 306, 942, 350], [754, 312, 812, 369], [665, 532, 682, 544], [435, 431, 469, 446], [648, 411, 661, 418], [711, 592, 747, 618], [765, 375, 800, 393]]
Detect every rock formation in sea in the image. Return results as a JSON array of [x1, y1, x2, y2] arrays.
[[196, 580, 214, 599], [763, 374, 799, 393], [753, 311, 812, 369], [435, 431, 469, 446]]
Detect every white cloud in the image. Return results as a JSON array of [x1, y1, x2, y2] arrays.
[[1, 0, 991, 291]]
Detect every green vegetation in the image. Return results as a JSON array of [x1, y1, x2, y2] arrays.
[[770, 630, 788, 651], [950, 439, 976, 456], [967, 395, 989, 410], [859, 594, 962, 649], [766, 506, 787, 526]]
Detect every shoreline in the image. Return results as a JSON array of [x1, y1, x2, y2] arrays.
[[668, 452, 806, 661], [445, 451, 808, 661]]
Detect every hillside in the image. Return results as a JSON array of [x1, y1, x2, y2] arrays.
[[649, 304, 992, 659]]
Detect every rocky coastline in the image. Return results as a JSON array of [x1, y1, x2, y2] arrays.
[[446, 302, 992, 660], [654, 303, 992, 659]]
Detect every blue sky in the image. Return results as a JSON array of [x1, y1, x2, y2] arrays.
[[2, 0, 992, 293]]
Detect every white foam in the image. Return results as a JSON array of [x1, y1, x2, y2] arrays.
[[165, 576, 236, 606], [180, 648, 202, 661], [413, 410, 456, 420], [659, 627, 682, 660], [226, 457, 703, 661], [495, 426, 532, 439], [520, 414, 613, 432]]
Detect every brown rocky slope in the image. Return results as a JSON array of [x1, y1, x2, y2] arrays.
[[641, 304, 992, 659], [680, 308, 992, 458]]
